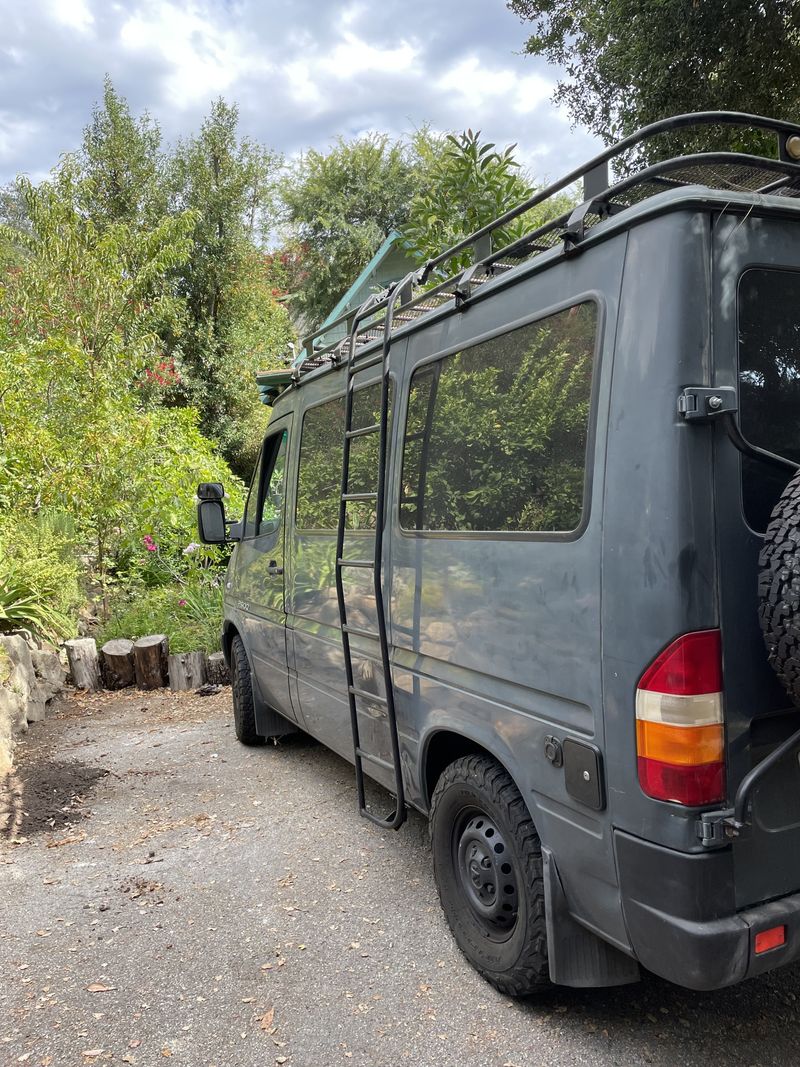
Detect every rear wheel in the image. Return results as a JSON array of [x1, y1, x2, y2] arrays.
[[429, 754, 550, 995], [231, 634, 262, 745]]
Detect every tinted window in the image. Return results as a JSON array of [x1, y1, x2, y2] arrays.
[[400, 302, 597, 533], [242, 431, 287, 539], [296, 383, 386, 531], [242, 448, 264, 539], [739, 268, 800, 531]]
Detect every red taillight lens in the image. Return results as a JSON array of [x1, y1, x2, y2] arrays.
[[755, 925, 786, 954], [638, 629, 722, 696], [636, 630, 725, 806]]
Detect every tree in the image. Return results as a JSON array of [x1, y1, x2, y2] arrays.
[[0, 166, 238, 604], [400, 129, 575, 280], [279, 133, 425, 328], [78, 76, 167, 230], [508, 0, 800, 154], [167, 99, 292, 476]]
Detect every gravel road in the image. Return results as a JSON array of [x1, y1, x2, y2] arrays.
[[2, 687, 799, 1067]]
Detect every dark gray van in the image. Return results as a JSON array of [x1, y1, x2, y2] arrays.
[[197, 113, 800, 993]]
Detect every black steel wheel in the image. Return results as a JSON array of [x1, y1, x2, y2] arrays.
[[230, 634, 263, 746], [429, 754, 550, 995]]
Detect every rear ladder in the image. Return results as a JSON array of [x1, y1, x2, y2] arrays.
[[334, 276, 413, 829]]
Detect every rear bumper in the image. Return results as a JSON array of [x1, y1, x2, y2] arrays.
[[615, 830, 800, 989]]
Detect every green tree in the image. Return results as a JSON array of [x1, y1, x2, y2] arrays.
[[508, 0, 800, 153], [78, 76, 167, 229], [401, 129, 575, 281], [0, 167, 238, 607], [168, 98, 292, 476], [279, 133, 425, 328]]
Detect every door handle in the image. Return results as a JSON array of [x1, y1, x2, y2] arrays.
[[267, 560, 284, 576]]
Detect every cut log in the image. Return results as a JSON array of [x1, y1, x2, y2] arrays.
[[205, 650, 230, 686], [65, 637, 101, 691], [168, 651, 207, 692], [100, 638, 135, 690], [133, 634, 169, 690]]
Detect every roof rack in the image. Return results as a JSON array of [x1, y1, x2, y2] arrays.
[[279, 112, 800, 391]]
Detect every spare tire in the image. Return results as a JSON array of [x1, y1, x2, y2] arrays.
[[758, 466, 800, 704]]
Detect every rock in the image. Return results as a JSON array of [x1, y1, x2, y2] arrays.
[[205, 651, 230, 686], [30, 649, 66, 703], [0, 633, 45, 723]]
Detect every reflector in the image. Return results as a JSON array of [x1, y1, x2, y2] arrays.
[[754, 925, 786, 954]]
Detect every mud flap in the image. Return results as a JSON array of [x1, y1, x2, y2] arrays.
[[542, 847, 640, 987]]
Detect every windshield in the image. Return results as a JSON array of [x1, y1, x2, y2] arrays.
[[738, 267, 800, 531]]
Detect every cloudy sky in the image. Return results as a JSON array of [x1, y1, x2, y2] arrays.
[[0, 0, 601, 186]]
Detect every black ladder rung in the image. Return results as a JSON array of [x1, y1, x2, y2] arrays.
[[345, 423, 380, 439], [342, 623, 379, 640], [348, 351, 383, 374], [349, 685, 388, 704], [356, 748, 394, 771], [342, 491, 378, 501], [337, 558, 374, 569]]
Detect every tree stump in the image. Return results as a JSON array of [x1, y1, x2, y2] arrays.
[[100, 639, 135, 690], [168, 651, 206, 692], [133, 634, 169, 690], [205, 651, 230, 686], [65, 637, 101, 691]]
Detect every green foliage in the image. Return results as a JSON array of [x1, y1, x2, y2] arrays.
[[98, 579, 223, 654], [401, 129, 575, 281], [508, 0, 800, 155], [0, 512, 82, 640], [167, 99, 293, 475], [279, 133, 426, 327]]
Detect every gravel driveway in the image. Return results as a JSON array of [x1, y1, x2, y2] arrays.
[[1, 688, 799, 1067]]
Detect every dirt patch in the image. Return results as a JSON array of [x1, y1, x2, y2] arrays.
[[1, 758, 108, 840]]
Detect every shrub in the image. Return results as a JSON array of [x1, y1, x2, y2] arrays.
[[98, 577, 223, 654]]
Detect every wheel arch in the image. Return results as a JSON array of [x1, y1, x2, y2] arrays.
[[221, 620, 239, 667], [421, 727, 529, 816]]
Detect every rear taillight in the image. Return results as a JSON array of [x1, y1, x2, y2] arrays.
[[636, 630, 725, 806]]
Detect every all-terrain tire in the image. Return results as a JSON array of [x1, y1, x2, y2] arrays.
[[429, 754, 550, 995], [759, 468, 800, 705], [231, 634, 263, 745]]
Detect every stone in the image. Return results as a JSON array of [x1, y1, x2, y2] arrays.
[[30, 649, 66, 703]]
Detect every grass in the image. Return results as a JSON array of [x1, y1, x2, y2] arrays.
[[98, 580, 223, 654]]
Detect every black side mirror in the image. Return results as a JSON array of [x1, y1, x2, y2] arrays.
[[197, 498, 227, 544], [198, 482, 225, 501]]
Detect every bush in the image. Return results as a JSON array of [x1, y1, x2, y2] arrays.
[[0, 512, 83, 640], [98, 577, 223, 654]]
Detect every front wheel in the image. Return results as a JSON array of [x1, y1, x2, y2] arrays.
[[429, 754, 550, 995], [230, 634, 262, 745]]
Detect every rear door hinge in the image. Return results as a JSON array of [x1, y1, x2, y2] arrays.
[[696, 808, 743, 848], [677, 385, 737, 421]]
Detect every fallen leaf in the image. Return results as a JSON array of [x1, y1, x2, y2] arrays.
[[86, 983, 115, 993], [161, 1050, 172, 1058], [129, 1040, 141, 1049], [260, 1007, 275, 1030], [82, 1051, 104, 1060]]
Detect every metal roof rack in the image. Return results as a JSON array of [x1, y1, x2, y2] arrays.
[[284, 112, 800, 389]]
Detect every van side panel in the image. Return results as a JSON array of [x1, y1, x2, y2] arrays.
[[391, 236, 630, 950], [601, 211, 718, 852]]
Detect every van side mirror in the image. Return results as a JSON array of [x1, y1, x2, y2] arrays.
[[196, 483, 242, 544]]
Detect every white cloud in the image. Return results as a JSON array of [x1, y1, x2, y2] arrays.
[[324, 33, 418, 79], [49, 0, 95, 34]]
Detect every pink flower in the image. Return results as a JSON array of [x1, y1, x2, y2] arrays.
[[178, 598, 187, 607], [143, 535, 158, 553]]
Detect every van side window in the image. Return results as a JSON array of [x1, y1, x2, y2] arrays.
[[242, 448, 265, 539], [296, 383, 388, 531], [400, 302, 597, 534], [738, 268, 800, 531], [242, 431, 287, 539]]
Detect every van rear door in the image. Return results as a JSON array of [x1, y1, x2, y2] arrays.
[[712, 210, 800, 908]]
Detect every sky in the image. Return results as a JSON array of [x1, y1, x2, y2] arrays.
[[0, 0, 602, 187]]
